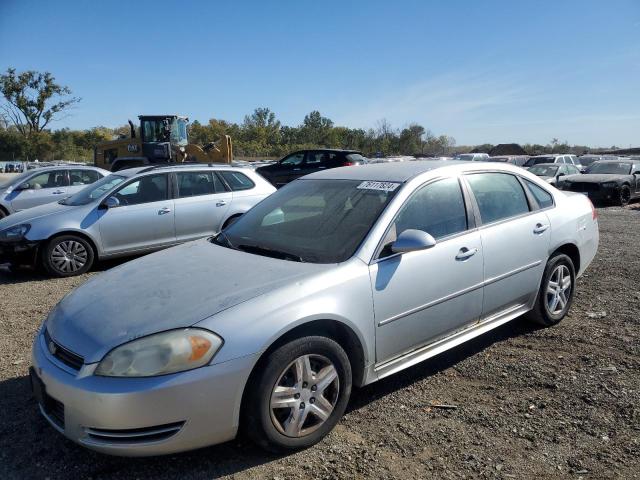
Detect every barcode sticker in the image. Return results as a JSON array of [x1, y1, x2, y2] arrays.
[[357, 181, 400, 192]]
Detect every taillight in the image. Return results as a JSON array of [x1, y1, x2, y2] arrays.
[[343, 161, 355, 166]]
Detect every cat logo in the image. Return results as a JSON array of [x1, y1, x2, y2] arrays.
[[127, 144, 140, 153]]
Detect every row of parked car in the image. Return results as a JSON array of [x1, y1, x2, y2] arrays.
[[0, 148, 637, 277]]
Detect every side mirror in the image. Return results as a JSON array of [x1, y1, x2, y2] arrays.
[[391, 229, 437, 254], [557, 172, 565, 178], [634, 171, 640, 176], [100, 196, 120, 209], [16, 182, 30, 191]]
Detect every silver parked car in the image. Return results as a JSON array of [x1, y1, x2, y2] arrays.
[[30, 161, 598, 455], [0, 165, 275, 276], [0, 165, 109, 218]]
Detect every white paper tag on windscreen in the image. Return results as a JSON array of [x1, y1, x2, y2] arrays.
[[357, 181, 400, 192]]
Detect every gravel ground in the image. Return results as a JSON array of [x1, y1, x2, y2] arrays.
[[1, 206, 639, 479]]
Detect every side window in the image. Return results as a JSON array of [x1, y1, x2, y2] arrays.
[[559, 165, 569, 175], [69, 169, 101, 186], [305, 151, 324, 165], [466, 173, 530, 224], [115, 174, 168, 205], [280, 153, 304, 166], [176, 171, 224, 197], [384, 178, 468, 247], [219, 171, 255, 191], [26, 170, 68, 189], [524, 180, 554, 209]]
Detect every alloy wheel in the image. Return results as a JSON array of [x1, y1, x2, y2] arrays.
[[270, 354, 340, 438], [546, 264, 571, 315], [50, 240, 88, 273]]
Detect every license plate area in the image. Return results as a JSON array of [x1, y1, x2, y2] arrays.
[[30, 367, 65, 429]]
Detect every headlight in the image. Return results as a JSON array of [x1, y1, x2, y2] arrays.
[[601, 182, 618, 189], [95, 328, 223, 377], [0, 224, 30, 242]]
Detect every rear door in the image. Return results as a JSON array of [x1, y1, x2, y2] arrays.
[[98, 173, 176, 254], [173, 170, 231, 241], [464, 172, 551, 318], [9, 169, 69, 211]]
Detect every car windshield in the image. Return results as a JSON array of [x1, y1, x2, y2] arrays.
[[59, 174, 126, 206], [586, 162, 632, 175], [213, 179, 400, 263], [524, 157, 554, 167], [529, 165, 559, 177], [1, 170, 33, 188]]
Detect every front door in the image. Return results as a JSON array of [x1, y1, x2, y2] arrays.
[[464, 172, 551, 318], [98, 173, 176, 254], [10, 169, 69, 211], [173, 171, 232, 241], [371, 177, 484, 363]]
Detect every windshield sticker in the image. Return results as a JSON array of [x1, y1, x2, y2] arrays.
[[357, 181, 400, 192]]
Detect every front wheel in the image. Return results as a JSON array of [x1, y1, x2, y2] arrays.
[[618, 185, 631, 206], [525, 253, 575, 327], [244, 336, 352, 452], [42, 235, 95, 277]]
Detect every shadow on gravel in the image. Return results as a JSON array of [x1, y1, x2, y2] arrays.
[[0, 319, 539, 480], [348, 318, 539, 412]]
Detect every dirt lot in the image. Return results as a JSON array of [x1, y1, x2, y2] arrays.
[[1, 206, 639, 479]]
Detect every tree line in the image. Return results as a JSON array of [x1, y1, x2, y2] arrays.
[[0, 68, 613, 163]]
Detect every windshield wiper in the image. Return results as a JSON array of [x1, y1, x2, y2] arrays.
[[237, 244, 304, 262]]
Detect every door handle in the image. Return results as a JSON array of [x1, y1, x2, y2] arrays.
[[533, 223, 549, 234], [455, 247, 478, 261], [216, 200, 227, 207], [158, 207, 172, 215], [293, 168, 301, 171], [52, 190, 66, 194]]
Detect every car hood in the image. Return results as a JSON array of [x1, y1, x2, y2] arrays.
[[46, 239, 330, 363], [563, 174, 626, 183], [0, 201, 80, 230]]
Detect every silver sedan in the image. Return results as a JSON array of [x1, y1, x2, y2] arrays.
[[0, 165, 275, 276], [31, 161, 599, 455]]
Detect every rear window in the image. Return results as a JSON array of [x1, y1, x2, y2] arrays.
[[346, 153, 367, 163], [176, 171, 225, 197], [524, 180, 554, 209], [220, 171, 255, 191]]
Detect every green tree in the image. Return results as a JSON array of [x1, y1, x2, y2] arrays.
[[0, 68, 80, 159]]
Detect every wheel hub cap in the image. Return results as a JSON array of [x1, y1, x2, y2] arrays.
[[546, 264, 571, 315], [51, 240, 88, 273], [270, 354, 339, 438]]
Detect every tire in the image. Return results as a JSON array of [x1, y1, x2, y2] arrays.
[[244, 336, 352, 453], [525, 253, 575, 327], [618, 185, 631, 206], [41, 235, 95, 277]]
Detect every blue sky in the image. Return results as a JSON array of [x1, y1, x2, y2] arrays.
[[1, 0, 639, 147]]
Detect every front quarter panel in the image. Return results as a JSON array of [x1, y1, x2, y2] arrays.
[[197, 258, 375, 378]]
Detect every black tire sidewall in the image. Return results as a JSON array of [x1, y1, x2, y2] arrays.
[[620, 186, 630, 206], [42, 235, 95, 277], [248, 336, 352, 452], [539, 253, 575, 325]]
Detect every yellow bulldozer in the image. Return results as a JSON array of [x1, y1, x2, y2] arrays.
[[94, 115, 232, 171]]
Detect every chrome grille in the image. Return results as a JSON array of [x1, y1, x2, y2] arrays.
[[44, 329, 84, 370]]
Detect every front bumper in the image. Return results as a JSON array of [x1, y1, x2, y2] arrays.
[[31, 328, 258, 456], [0, 239, 40, 266], [559, 184, 618, 204]]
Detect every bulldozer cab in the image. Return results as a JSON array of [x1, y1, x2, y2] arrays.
[[95, 114, 232, 171]]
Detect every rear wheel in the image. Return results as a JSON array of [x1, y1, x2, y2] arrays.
[[42, 235, 95, 277], [244, 336, 352, 452], [619, 185, 631, 206], [525, 253, 575, 327]]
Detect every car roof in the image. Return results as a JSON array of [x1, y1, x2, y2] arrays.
[[596, 159, 633, 164], [115, 164, 254, 177], [302, 160, 506, 182]]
